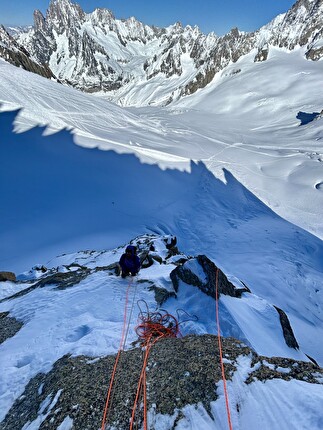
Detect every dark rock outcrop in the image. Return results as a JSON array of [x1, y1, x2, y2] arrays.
[[254, 45, 269, 62], [274, 306, 299, 349], [0, 312, 23, 344], [170, 255, 250, 298], [306, 43, 323, 60], [1, 335, 322, 430], [0, 271, 16, 282], [0, 25, 55, 79], [169, 255, 300, 351], [148, 285, 177, 306], [33, 268, 92, 290], [0, 267, 91, 304]]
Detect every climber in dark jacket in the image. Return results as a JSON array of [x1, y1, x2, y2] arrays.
[[119, 245, 141, 278]]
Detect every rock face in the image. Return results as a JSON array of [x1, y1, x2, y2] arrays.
[[169, 255, 300, 350], [0, 271, 16, 282], [2, 0, 323, 105], [269, 0, 323, 51], [1, 335, 322, 430], [274, 306, 299, 349], [0, 25, 55, 79], [170, 255, 250, 298], [0, 312, 23, 344]]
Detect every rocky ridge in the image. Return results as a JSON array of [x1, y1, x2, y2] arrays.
[[0, 234, 300, 353], [1, 0, 323, 105], [0, 25, 55, 80], [1, 234, 322, 429]]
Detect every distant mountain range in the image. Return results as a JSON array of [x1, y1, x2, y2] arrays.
[[1, 0, 323, 106]]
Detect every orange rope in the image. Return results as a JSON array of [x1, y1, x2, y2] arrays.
[[130, 311, 180, 430], [101, 278, 133, 430], [101, 270, 233, 430], [129, 338, 153, 430], [215, 268, 233, 430]]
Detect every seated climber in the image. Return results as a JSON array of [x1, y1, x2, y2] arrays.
[[119, 245, 141, 278]]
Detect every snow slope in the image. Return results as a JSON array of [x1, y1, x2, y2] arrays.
[[1, 47, 323, 346], [1, 46, 323, 240]]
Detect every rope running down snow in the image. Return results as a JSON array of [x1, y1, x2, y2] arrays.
[[101, 277, 137, 430], [215, 268, 233, 430]]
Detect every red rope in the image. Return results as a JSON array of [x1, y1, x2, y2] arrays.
[[102, 273, 233, 430], [215, 268, 233, 430], [130, 311, 180, 430], [101, 279, 133, 430], [129, 337, 154, 430]]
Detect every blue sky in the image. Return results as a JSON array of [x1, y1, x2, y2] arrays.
[[2, 0, 295, 35]]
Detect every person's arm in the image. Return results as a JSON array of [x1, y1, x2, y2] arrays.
[[119, 254, 125, 267], [135, 256, 141, 271]]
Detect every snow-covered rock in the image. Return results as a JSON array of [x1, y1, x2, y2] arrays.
[[0, 25, 55, 79], [0, 235, 322, 429]]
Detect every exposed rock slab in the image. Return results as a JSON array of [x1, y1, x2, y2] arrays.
[[0, 312, 23, 344], [1, 335, 322, 430]]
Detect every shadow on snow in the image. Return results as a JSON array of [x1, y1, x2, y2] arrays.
[[1, 108, 322, 284], [296, 111, 321, 126]]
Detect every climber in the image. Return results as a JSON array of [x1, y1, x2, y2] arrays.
[[119, 245, 141, 278]]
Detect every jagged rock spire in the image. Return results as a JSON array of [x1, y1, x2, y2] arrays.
[[46, 0, 85, 31], [33, 9, 46, 32]]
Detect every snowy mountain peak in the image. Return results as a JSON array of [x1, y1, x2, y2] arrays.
[[48, 0, 85, 18], [33, 9, 47, 33], [0, 24, 12, 47], [260, 0, 323, 53], [90, 7, 115, 26], [1, 0, 322, 105], [46, 0, 85, 31]]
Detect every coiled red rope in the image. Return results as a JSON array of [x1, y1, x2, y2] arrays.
[[130, 310, 180, 430]]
